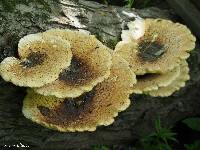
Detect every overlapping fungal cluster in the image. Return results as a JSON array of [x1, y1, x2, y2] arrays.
[[0, 18, 196, 132], [115, 18, 196, 97], [0, 29, 136, 132]]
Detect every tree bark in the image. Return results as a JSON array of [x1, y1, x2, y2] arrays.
[[0, 0, 200, 149], [166, 0, 200, 39]]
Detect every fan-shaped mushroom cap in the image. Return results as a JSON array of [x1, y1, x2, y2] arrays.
[[147, 61, 189, 97], [22, 54, 136, 132], [115, 19, 196, 75], [0, 33, 72, 87], [133, 66, 180, 94], [34, 29, 112, 98]]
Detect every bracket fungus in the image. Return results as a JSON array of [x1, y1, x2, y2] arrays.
[[115, 18, 196, 75], [34, 29, 112, 98], [0, 17, 196, 132], [115, 18, 195, 97], [147, 61, 189, 97], [132, 66, 180, 94], [0, 33, 72, 87], [22, 54, 136, 132]]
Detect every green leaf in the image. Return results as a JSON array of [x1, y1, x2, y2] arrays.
[[124, 0, 135, 8], [182, 117, 200, 131], [185, 140, 200, 150], [91, 146, 110, 150], [141, 118, 177, 150], [155, 118, 162, 132]]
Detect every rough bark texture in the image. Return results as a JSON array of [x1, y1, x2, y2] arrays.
[[0, 0, 199, 149], [166, 0, 200, 39]]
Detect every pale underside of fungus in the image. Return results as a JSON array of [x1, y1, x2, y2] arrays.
[[22, 54, 136, 132], [115, 19, 196, 75], [34, 29, 112, 98], [147, 61, 189, 97], [132, 66, 180, 94], [0, 33, 72, 87]]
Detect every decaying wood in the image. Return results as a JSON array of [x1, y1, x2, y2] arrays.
[[0, 0, 200, 149]]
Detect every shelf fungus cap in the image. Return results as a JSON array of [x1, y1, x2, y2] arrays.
[[133, 66, 180, 94], [22, 54, 136, 132], [147, 61, 189, 97], [0, 33, 72, 87], [34, 29, 112, 98], [115, 19, 196, 75]]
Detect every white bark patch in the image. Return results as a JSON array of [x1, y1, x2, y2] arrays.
[[60, 0, 77, 6], [51, 0, 86, 28], [121, 18, 145, 42], [78, 29, 91, 35], [128, 18, 145, 39], [122, 11, 138, 18]]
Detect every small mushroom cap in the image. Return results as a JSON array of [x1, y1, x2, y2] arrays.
[[147, 61, 189, 97], [133, 66, 180, 94], [34, 29, 112, 98], [22, 54, 136, 132], [0, 33, 72, 87], [115, 19, 196, 75]]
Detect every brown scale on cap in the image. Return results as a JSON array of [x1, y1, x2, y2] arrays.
[[138, 41, 165, 62], [20, 52, 47, 68], [58, 57, 96, 86], [22, 54, 136, 132], [0, 33, 72, 87], [37, 90, 95, 125], [115, 19, 196, 75], [34, 29, 112, 98]]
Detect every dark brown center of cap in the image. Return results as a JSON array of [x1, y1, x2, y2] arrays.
[[37, 90, 96, 125], [138, 41, 165, 61], [20, 52, 47, 68], [59, 57, 94, 86]]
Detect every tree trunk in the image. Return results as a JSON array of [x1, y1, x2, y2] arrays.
[[0, 0, 199, 149]]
